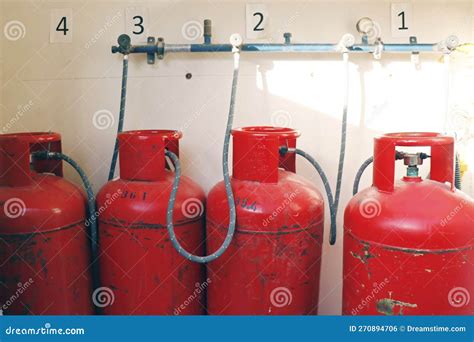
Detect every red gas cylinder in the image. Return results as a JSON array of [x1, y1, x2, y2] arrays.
[[207, 126, 324, 315], [343, 133, 474, 315], [97, 130, 205, 315], [0, 132, 93, 315]]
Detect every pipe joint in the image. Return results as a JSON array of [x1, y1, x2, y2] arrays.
[[438, 35, 460, 53]]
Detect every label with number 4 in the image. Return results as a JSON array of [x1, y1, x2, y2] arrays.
[[246, 4, 268, 39], [50, 9, 72, 43], [126, 7, 149, 43]]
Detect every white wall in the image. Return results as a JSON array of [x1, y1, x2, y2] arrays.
[[1, 0, 473, 314]]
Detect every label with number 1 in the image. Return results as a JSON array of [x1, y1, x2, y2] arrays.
[[391, 3, 412, 37]]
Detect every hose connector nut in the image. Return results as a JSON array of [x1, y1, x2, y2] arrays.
[[373, 38, 383, 60], [230, 33, 243, 52], [446, 35, 460, 50], [438, 35, 460, 53], [402, 152, 424, 167], [337, 33, 355, 52], [279, 145, 289, 156], [116, 34, 132, 55]]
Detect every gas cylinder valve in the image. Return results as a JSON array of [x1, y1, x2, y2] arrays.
[[400, 152, 430, 177]]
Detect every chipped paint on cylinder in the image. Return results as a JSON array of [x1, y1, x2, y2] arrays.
[[0, 132, 93, 315], [97, 130, 205, 315], [343, 133, 474, 315], [207, 127, 324, 315]]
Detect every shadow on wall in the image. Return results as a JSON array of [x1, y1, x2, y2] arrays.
[[165, 52, 457, 315], [1, 45, 470, 315]]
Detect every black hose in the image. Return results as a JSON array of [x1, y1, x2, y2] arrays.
[[108, 55, 129, 181], [334, 53, 349, 220], [32, 151, 99, 290], [164, 49, 240, 263], [165, 150, 236, 263], [353, 152, 412, 195], [455, 153, 462, 190], [353, 156, 374, 196], [280, 147, 337, 245]]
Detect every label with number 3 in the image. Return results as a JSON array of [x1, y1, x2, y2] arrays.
[[126, 7, 149, 43]]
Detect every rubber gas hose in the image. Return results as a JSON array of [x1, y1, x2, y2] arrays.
[[353, 155, 462, 195], [288, 51, 349, 245], [32, 151, 99, 287], [165, 46, 240, 263], [333, 52, 350, 224], [279, 147, 336, 245], [442, 54, 462, 190], [108, 55, 129, 181], [455, 153, 461, 190], [352, 156, 374, 196], [353, 152, 421, 195]]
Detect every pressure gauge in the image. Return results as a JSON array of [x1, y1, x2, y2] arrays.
[[356, 17, 375, 36]]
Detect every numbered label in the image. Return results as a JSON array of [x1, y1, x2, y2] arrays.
[[126, 7, 149, 43], [391, 3, 412, 37], [246, 4, 268, 39], [50, 9, 72, 43], [120, 190, 148, 201], [235, 197, 258, 212]]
